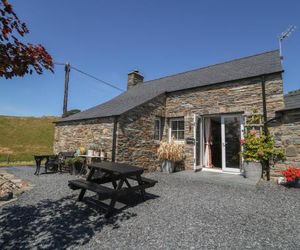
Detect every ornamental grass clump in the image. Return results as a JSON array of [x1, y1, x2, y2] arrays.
[[157, 140, 185, 162], [241, 129, 285, 166]]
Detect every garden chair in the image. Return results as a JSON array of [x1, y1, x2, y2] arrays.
[[58, 151, 75, 173], [44, 155, 59, 173]]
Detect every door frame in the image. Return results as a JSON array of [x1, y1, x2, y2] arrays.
[[221, 115, 244, 173], [194, 113, 244, 173], [193, 114, 203, 171]]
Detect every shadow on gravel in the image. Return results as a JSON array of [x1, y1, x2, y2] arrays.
[[0, 193, 152, 249]]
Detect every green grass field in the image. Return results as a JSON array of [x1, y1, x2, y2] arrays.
[[0, 115, 58, 165]]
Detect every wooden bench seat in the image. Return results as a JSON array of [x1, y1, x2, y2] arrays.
[[68, 179, 117, 199], [68, 163, 158, 218], [127, 176, 157, 188]]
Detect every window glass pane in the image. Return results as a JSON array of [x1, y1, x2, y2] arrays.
[[171, 131, 177, 140], [154, 130, 159, 140], [170, 118, 184, 140], [171, 121, 177, 130], [154, 119, 160, 140], [177, 131, 184, 140], [178, 120, 184, 130], [155, 120, 159, 129]]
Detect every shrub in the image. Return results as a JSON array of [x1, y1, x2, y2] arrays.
[[241, 129, 285, 166], [157, 140, 185, 162]]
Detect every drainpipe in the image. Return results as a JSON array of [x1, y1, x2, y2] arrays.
[[111, 116, 118, 162], [261, 75, 270, 180], [261, 75, 268, 135]]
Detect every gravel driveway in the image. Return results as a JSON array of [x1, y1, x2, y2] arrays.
[[0, 166, 299, 249]]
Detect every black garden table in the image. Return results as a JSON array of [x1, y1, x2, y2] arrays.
[[68, 162, 157, 218], [33, 155, 56, 175]]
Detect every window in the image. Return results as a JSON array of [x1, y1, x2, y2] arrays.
[[154, 117, 161, 140], [170, 118, 184, 141]]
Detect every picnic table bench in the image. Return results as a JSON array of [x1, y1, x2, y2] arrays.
[[68, 162, 157, 218]]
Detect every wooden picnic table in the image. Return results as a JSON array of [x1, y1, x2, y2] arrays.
[[68, 162, 157, 218]]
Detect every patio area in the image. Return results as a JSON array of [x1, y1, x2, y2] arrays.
[[0, 166, 299, 249]]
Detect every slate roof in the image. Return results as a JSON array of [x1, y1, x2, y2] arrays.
[[283, 90, 300, 109], [57, 50, 282, 123]]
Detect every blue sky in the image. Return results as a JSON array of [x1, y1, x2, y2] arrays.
[[1, 0, 299, 117]]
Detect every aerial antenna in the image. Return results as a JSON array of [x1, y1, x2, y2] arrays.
[[278, 25, 296, 60]]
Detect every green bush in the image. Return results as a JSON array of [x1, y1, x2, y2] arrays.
[[241, 129, 285, 165]]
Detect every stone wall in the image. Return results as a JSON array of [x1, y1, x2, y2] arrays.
[[54, 117, 114, 160], [270, 109, 300, 176], [164, 73, 284, 170], [116, 95, 166, 171]]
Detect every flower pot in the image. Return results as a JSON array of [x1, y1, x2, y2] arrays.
[[93, 151, 100, 157], [296, 178, 300, 187], [243, 162, 262, 181], [161, 160, 175, 173], [100, 151, 105, 161], [87, 150, 94, 156], [286, 178, 300, 188]]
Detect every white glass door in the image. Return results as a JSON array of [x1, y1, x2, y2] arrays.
[[221, 115, 243, 172], [194, 114, 203, 170]]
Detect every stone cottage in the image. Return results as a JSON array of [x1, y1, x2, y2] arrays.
[[54, 50, 300, 175]]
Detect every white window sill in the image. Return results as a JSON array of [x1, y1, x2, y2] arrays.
[[172, 140, 185, 144]]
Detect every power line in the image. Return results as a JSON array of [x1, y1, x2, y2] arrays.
[[54, 62, 124, 92], [71, 66, 124, 92]]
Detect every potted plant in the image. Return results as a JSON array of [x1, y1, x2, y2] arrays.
[[241, 129, 285, 180], [282, 166, 300, 187], [99, 142, 105, 160], [65, 158, 75, 174], [157, 140, 185, 173], [87, 143, 97, 156], [100, 149, 106, 161], [93, 144, 100, 157], [65, 157, 84, 175], [79, 146, 86, 155], [93, 142, 105, 157]]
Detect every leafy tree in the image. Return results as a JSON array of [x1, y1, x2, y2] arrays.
[[0, 0, 53, 78]]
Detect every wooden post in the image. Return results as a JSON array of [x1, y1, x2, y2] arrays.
[[63, 63, 71, 116]]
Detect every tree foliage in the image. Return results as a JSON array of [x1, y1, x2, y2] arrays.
[[241, 129, 285, 166], [0, 0, 53, 78]]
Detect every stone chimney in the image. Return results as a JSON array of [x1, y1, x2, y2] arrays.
[[127, 70, 144, 90]]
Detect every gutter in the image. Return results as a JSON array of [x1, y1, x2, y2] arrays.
[[53, 115, 117, 124], [276, 106, 300, 113], [261, 75, 268, 135]]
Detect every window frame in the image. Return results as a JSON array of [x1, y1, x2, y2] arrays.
[[154, 117, 162, 141], [169, 117, 185, 142]]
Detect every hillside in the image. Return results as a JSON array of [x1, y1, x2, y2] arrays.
[[0, 116, 58, 163]]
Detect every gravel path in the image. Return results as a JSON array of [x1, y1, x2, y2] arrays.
[[0, 166, 299, 250]]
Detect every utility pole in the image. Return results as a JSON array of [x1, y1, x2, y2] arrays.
[[63, 63, 70, 116]]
